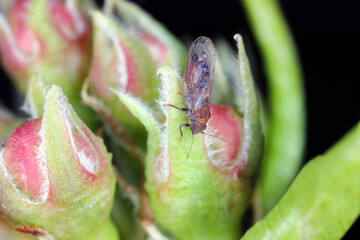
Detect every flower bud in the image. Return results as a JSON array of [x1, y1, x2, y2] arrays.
[[88, 11, 157, 103], [116, 34, 263, 239], [0, 85, 116, 239], [0, 0, 97, 129], [108, 0, 187, 68], [83, 11, 159, 154], [0, 0, 90, 92], [144, 67, 250, 239]]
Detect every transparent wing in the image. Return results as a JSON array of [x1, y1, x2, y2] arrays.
[[183, 36, 216, 111]]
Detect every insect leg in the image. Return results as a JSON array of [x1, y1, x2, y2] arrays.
[[201, 131, 227, 142], [163, 104, 188, 112], [179, 123, 190, 141]]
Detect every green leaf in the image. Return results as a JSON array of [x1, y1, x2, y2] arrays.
[[242, 122, 360, 240], [241, 0, 306, 216]]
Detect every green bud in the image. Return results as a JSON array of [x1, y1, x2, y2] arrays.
[[0, 0, 98, 129], [113, 33, 262, 237], [143, 34, 262, 239], [143, 67, 243, 239], [83, 11, 159, 153], [106, 0, 187, 68], [0, 85, 117, 239]]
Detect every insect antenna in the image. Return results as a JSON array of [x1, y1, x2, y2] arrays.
[[201, 131, 227, 142], [186, 134, 195, 159]]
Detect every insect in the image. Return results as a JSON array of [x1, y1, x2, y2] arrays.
[[164, 36, 226, 158]]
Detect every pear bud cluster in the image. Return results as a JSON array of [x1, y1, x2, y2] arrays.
[[0, 1, 263, 239]]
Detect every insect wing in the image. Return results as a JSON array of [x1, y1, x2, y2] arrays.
[[183, 36, 216, 111]]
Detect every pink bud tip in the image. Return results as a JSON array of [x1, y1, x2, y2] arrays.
[[136, 31, 167, 66], [49, 0, 89, 42], [8, 0, 42, 56], [89, 40, 138, 97], [206, 104, 243, 175], [2, 118, 44, 199]]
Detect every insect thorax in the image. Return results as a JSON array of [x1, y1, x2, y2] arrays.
[[187, 106, 210, 135]]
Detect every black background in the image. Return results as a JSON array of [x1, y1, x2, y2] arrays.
[[0, 0, 359, 238]]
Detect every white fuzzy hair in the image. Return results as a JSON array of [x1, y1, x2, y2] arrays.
[[55, 89, 99, 175], [95, 12, 128, 90], [202, 123, 222, 162], [153, 68, 180, 184], [235, 47, 252, 169], [21, 72, 45, 118]]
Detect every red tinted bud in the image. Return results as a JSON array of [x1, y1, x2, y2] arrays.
[[0, 0, 91, 97], [0, 86, 116, 239], [205, 104, 244, 177], [135, 31, 168, 66], [3, 119, 44, 200], [8, 0, 42, 57], [49, 0, 88, 42]]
